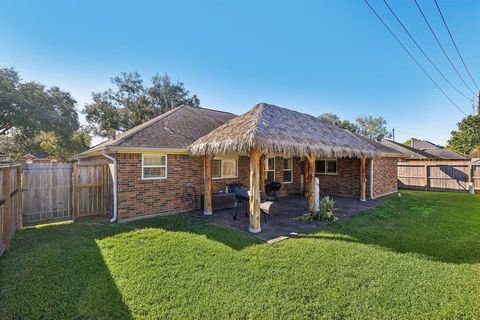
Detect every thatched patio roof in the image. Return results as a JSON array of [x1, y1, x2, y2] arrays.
[[189, 103, 379, 158]]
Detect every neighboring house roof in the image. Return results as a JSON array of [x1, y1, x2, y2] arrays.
[[411, 140, 439, 150], [421, 148, 468, 160], [81, 106, 236, 156], [356, 136, 404, 157], [380, 140, 435, 159], [189, 103, 381, 158]]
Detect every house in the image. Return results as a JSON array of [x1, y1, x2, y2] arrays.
[[79, 103, 402, 232], [381, 139, 468, 161], [19, 152, 56, 164]]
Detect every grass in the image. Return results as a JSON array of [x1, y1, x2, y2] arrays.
[[1, 190, 480, 319]]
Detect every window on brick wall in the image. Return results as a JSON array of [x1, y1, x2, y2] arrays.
[[212, 158, 238, 179], [315, 159, 337, 175], [142, 154, 167, 179], [283, 158, 293, 183], [265, 157, 275, 182]]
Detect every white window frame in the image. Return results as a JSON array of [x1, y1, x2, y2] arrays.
[[316, 159, 338, 175], [283, 158, 293, 183], [212, 158, 238, 179], [142, 154, 168, 180], [265, 157, 275, 182]]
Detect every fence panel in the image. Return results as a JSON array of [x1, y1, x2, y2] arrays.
[[22, 163, 73, 226], [1, 165, 21, 255], [74, 164, 110, 219], [398, 160, 477, 193]]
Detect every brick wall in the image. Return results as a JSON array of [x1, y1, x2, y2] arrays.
[[373, 157, 398, 197]]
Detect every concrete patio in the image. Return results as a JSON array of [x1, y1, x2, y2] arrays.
[[198, 195, 381, 241]]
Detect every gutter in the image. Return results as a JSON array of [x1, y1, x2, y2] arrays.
[[101, 151, 118, 222]]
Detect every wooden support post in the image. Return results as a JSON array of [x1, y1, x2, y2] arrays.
[[307, 154, 316, 212], [72, 164, 78, 221], [249, 148, 261, 233], [204, 156, 213, 215], [259, 155, 265, 192], [303, 160, 309, 197], [424, 164, 428, 191], [16, 166, 22, 228], [360, 157, 366, 202], [2, 167, 11, 250]]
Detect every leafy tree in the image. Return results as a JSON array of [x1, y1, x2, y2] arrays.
[[84, 72, 200, 138], [355, 115, 392, 140], [447, 115, 480, 155], [318, 113, 359, 134], [402, 138, 420, 146], [0, 67, 89, 161]]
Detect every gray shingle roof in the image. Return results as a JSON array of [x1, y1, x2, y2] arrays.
[[411, 140, 439, 150], [421, 148, 468, 160], [380, 140, 434, 159], [83, 106, 236, 154]]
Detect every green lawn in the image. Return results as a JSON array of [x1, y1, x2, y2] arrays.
[[1, 190, 480, 319]]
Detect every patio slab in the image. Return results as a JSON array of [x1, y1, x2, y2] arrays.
[[195, 195, 381, 241]]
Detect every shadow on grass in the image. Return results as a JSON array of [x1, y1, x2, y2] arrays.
[[0, 221, 133, 319], [296, 191, 480, 264]]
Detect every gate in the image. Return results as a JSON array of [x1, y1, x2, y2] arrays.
[[22, 163, 73, 226]]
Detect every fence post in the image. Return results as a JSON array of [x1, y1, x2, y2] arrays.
[[2, 167, 11, 250], [16, 166, 22, 228], [424, 164, 428, 191], [72, 164, 78, 222]]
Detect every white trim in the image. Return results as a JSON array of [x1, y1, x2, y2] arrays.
[[315, 159, 338, 175], [141, 154, 167, 180], [212, 158, 238, 179], [283, 157, 293, 184]]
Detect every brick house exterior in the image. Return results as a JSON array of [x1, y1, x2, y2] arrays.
[[79, 105, 401, 221]]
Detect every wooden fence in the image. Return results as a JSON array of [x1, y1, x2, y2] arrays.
[[0, 163, 111, 255], [0, 165, 21, 256], [398, 160, 480, 192]]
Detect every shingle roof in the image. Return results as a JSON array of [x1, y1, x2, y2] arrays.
[[356, 136, 404, 156], [189, 103, 382, 158], [421, 148, 468, 160], [411, 140, 439, 150], [380, 140, 434, 159], [82, 106, 236, 155]]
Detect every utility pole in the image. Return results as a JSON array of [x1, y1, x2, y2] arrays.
[[477, 91, 480, 115], [392, 128, 395, 142]]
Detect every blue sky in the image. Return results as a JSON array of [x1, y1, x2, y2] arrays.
[[1, 0, 479, 146]]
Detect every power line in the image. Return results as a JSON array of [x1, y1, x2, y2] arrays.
[[414, 0, 476, 96], [434, 0, 479, 90], [363, 0, 467, 116], [383, 0, 471, 101]]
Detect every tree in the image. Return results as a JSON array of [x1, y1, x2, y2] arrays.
[[84, 72, 200, 138], [355, 115, 392, 140], [447, 115, 480, 155], [318, 113, 359, 134], [0, 68, 79, 137], [402, 138, 420, 147], [0, 67, 89, 161]]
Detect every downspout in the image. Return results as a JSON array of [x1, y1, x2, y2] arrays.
[[370, 158, 374, 199], [102, 150, 118, 222]]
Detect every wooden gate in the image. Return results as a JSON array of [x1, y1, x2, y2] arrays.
[[21, 163, 111, 226], [1, 165, 21, 255], [22, 163, 73, 226]]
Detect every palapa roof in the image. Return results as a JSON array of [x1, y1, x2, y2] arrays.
[[189, 103, 383, 158], [80, 106, 236, 156]]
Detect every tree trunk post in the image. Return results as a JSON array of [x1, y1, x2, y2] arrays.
[[360, 157, 366, 202], [249, 148, 261, 233], [204, 156, 213, 215], [307, 154, 316, 212]]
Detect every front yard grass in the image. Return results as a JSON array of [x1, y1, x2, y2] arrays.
[[1, 190, 479, 319]]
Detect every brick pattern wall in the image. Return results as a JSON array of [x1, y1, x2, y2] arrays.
[[373, 157, 398, 197], [90, 152, 396, 220]]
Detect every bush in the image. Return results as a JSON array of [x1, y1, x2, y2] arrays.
[[297, 196, 335, 222]]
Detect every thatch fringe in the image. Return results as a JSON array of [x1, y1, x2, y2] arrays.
[[189, 103, 380, 158]]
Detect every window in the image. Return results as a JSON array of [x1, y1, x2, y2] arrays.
[[212, 158, 238, 179], [142, 154, 167, 179], [265, 157, 275, 182], [283, 158, 293, 183], [315, 159, 337, 175]]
